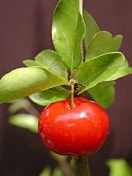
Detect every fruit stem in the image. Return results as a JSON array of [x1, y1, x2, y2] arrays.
[[70, 1, 83, 108], [70, 156, 90, 176], [70, 79, 75, 109], [70, 69, 78, 109]]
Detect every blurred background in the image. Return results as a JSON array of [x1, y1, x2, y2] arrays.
[[0, 0, 132, 175]]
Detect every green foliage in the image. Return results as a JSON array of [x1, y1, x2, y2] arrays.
[[29, 86, 70, 106], [52, 0, 86, 70], [3, 1, 132, 176], [83, 10, 100, 49], [0, 0, 131, 108], [84, 30, 123, 108], [107, 159, 132, 176], [88, 82, 115, 109], [86, 31, 123, 60], [78, 52, 125, 93], [106, 59, 132, 81], [0, 67, 68, 104], [24, 50, 68, 79], [8, 114, 38, 133]]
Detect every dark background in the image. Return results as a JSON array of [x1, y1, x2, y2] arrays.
[[0, 0, 132, 175]]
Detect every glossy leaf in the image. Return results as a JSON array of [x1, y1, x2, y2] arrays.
[[52, 0, 85, 70], [88, 82, 115, 109], [35, 50, 68, 78], [8, 114, 38, 133], [78, 52, 125, 94], [106, 59, 132, 81], [86, 31, 123, 60], [29, 86, 70, 106], [83, 10, 100, 49], [107, 159, 132, 176], [85, 31, 123, 108], [24, 50, 68, 79], [0, 67, 68, 104]]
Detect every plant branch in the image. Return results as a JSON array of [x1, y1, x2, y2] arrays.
[[70, 156, 90, 176]]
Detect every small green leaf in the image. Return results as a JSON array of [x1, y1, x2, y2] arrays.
[[107, 159, 132, 176], [83, 10, 100, 49], [52, 0, 85, 70], [0, 67, 68, 104], [8, 114, 38, 133], [86, 31, 123, 60], [35, 50, 68, 78], [29, 86, 70, 106], [24, 50, 68, 79], [88, 82, 115, 109], [78, 52, 125, 94]]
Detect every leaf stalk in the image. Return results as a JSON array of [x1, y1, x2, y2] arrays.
[[79, 0, 83, 16]]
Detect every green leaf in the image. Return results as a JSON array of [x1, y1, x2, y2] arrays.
[[84, 31, 123, 108], [78, 52, 125, 94], [107, 159, 132, 176], [23, 60, 42, 67], [88, 82, 115, 109], [86, 31, 123, 60], [52, 0, 86, 70], [0, 67, 68, 104], [35, 50, 68, 78], [23, 60, 48, 71], [29, 86, 70, 106], [106, 59, 132, 81], [83, 10, 100, 49], [8, 114, 38, 133], [24, 50, 68, 79]]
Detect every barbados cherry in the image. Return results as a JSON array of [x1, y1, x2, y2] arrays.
[[38, 97, 109, 156]]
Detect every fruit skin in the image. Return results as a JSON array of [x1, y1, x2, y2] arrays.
[[38, 97, 109, 156]]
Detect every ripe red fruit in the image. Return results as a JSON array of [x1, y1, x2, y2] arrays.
[[38, 97, 109, 156]]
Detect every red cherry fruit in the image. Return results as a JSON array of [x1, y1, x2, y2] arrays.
[[38, 97, 109, 156]]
